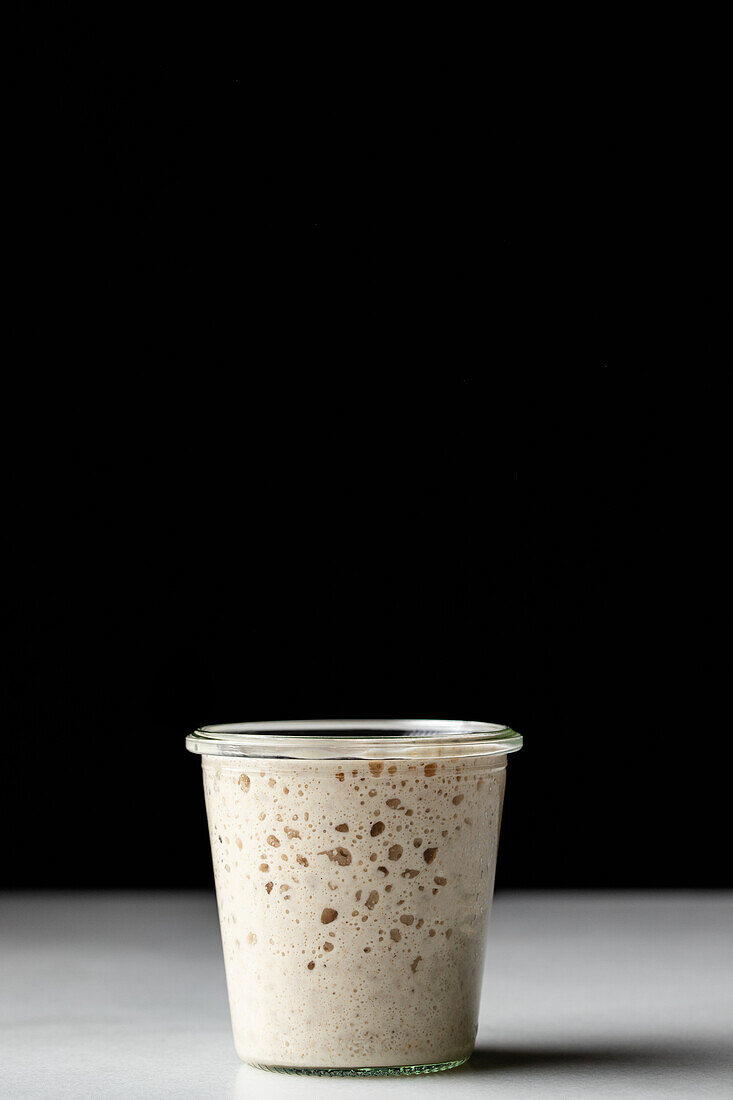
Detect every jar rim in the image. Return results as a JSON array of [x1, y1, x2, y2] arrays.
[[186, 719, 522, 759]]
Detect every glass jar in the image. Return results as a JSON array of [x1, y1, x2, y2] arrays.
[[186, 719, 522, 1075]]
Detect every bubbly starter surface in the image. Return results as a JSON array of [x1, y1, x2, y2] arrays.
[[203, 753, 505, 1068]]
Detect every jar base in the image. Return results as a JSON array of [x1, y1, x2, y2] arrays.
[[246, 1056, 471, 1076]]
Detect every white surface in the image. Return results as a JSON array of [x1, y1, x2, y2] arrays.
[[1, 892, 731, 1098]]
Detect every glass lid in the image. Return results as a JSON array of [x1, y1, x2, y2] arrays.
[[186, 719, 523, 759]]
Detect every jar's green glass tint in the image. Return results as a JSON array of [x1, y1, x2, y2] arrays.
[[188, 720, 522, 1074], [250, 1057, 470, 1076]]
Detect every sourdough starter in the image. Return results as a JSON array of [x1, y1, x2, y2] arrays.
[[202, 752, 506, 1068]]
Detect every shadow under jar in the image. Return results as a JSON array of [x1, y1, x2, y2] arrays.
[[186, 720, 523, 1076]]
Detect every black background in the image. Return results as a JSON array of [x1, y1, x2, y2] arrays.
[[2, 70, 725, 891]]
